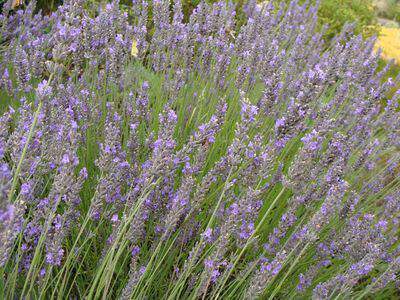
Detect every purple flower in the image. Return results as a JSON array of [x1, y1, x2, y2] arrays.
[[202, 228, 213, 243], [131, 246, 140, 257], [111, 214, 119, 223], [79, 167, 88, 179]]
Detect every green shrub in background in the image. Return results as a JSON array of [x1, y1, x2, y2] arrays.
[[317, 0, 378, 39], [276, 0, 378, 40]]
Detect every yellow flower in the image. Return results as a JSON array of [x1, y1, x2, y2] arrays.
[[374, 27, 400, 64], [131, 39, 138, 57]]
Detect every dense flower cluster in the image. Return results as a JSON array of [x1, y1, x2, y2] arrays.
[[0, 0, 399, 299]]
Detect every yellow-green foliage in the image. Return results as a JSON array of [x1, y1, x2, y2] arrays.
[[274, 0, 378, 40], [318, 0, 378, 39]]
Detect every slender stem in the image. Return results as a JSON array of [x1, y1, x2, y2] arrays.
[[168, 169, 233, 300], [21, 196, 61, 297], [87, 178, 158, 299], [7, 101, 43, 203], [354, 261, 396, 300], [267, 243, 310, 300], [213, 187, 287, 299]]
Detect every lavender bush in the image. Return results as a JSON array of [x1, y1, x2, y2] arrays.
[[0, 0, 399, 299]]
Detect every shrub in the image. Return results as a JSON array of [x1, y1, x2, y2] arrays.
[[316, 0, 378, 39], [0, 0, 399, 299]]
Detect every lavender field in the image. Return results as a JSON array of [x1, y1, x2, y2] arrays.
[[0, 0, 399, 299]]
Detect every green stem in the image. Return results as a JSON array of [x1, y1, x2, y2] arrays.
[[21, 197, 61, 297], [7, 101, 43, 202], [267, 243, 310, 300], [213, 187, 287, 299], [168, 169, 233, 300], [87, 178, 157, 299]]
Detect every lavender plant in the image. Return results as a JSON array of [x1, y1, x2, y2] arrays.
[[0, 0, 399, 299]]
